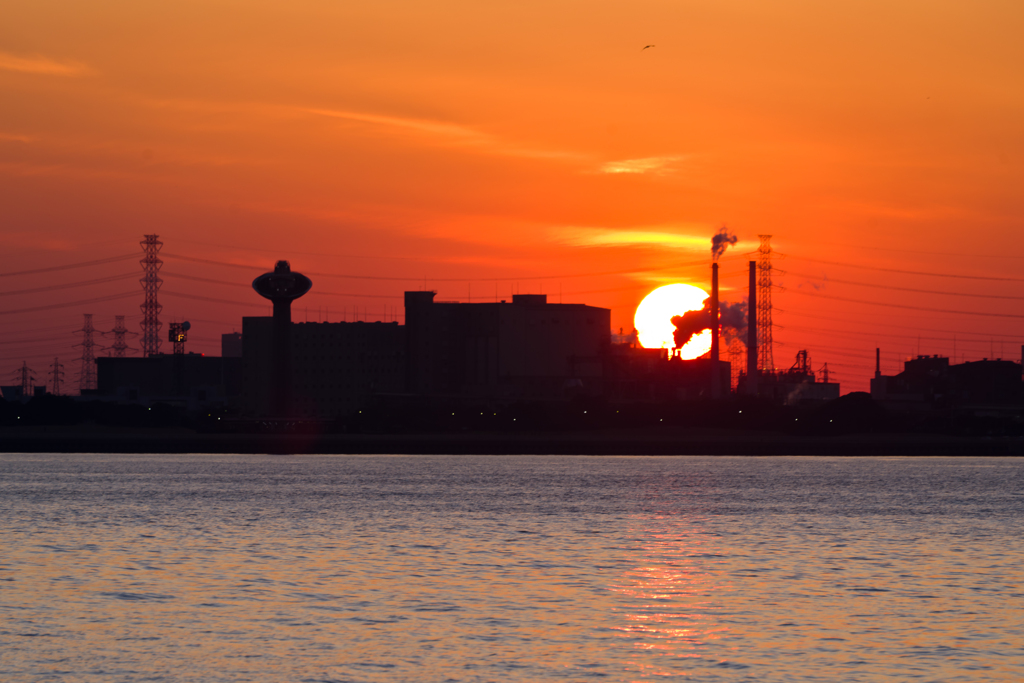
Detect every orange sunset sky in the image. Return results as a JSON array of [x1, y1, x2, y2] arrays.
[[2, 0, 1023, 393]]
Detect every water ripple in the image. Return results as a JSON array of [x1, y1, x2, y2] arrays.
[[0, 454, 1022, 681]]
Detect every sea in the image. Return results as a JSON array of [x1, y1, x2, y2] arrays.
[[1, 454, 1022, 682]]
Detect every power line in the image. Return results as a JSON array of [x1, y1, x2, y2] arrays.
[[161, 272, 405, 299], [812, 360, 873, 371], [161, 252, 744, 283], [0, 272, 139, 297], [0, 351, 71, 363], [185, 317, 245, 328], [816, 241, 1024, 261], [799, 344, 884, 362], [782, 322, 1020, 347], [0, 253, 138, 278], [781, 308, 1024, 340], [784, 270, 1024, 302], [163, 270, 750, 303], [1, 315, 144, 339], [787, 289, 1024, 319], [0, 335, 74, 346], [790, 255, 1024, 283], [162, 290, 268, 309], [174, 238, 433, 263], [0, 291, 138, 316]]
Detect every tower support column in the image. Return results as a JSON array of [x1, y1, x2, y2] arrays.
[[253, 261, 312, 417]]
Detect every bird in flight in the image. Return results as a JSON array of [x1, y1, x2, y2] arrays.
[[642, 45, 655, 51]]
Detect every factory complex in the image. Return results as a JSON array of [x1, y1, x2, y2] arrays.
[[4, 236, 1022, 429]]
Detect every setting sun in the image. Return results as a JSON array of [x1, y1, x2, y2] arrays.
[[634, 283, 710, 360]]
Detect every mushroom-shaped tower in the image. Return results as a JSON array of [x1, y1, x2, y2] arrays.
[[253, 260, 312, 416]]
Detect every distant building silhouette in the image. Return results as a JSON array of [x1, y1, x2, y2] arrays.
[[95, 354, 241, 410], [604, 348, 731, 402], [238, 292, 609, 418], [737, 349, 840, 405], [89, 258, 865, 421], [240, 318, 404, 419], [404, 292, 609, 400], [221, 332, 243, 358], [871, 352, 1023, 413], [0, 384, 46, 402]]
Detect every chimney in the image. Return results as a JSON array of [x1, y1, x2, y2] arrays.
[[711, 263, 719, 363], [746, 261, 757, 394], [875, 347, 881, 378], [710, 262, 721, 398]]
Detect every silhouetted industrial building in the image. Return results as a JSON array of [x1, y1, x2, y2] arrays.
[[0, 385, 46, 402], [240, 318, 405, 418], [221, 332, 243, 358], [95, 354, 241, 410], [871, 351, 1024, 413], [405, 292, 609, 400], [237, 292, 610, 417], [604, 345, 731, 401], [737, 350, 840, 405], [90, 262, 864, 419]]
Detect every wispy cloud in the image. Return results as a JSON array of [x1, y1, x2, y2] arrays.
[[0, 52, 92, 76], [302, 106, 584, 161], [303, 107, 492, 146], [0, 133, 32, 143], [141, 98, 583, 161], [598, 155, 687, 175], [554, 226, 711, 249]]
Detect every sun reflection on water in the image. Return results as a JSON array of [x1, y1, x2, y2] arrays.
[[611, 516, 733, 678]]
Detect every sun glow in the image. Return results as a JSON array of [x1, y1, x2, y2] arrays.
[[634, 284, 711, 360]]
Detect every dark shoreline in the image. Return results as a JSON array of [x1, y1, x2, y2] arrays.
[[2, 427, 1022, 455]]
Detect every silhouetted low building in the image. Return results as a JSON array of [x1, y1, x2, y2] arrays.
[[96, 354, 241, 410], [737, 349, 840, 405], [737, 371, 840, 405], [405, 292, 610, 400], [0, 385, 46, 402], [871, 354, 1023, 413], [221, 332, 243, 358], [240, 292, 612, 417], [604, 344, 731, 401], [240, 319, 405, 418]]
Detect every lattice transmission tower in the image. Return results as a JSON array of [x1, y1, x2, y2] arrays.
[[106, 315, 136, 357], [13, 362, 36, 396], [139, 234, 164, 357], [74, 314, 97, 392], [48, 357, 64, 395], [757, 235, 774, 372]]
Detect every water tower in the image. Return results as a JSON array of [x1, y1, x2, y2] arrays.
[[253, 260, 312, 416]]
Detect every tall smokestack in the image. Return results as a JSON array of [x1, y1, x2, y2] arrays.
[[711, 263, 719, 362], [710, 262, 721, 398], [746, 261, 757, 395], [876, 348, 881, 378]]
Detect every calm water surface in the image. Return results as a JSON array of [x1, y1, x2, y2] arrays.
[[1, 455, 1022, 682]]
